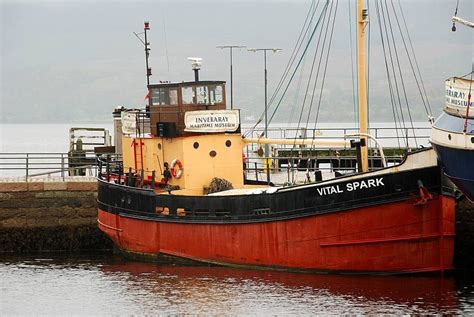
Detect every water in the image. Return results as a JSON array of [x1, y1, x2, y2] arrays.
[[0, 122, 431, 154], [0, 123, 113, 153], [1, 253, 474, 315]]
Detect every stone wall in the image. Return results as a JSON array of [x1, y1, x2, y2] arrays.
[[0, 180, 112, 253]]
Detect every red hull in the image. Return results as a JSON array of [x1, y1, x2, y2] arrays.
[[98, 195, 454, 273]]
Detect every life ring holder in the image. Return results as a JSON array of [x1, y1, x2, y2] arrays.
[[171, 159, 183, 179]]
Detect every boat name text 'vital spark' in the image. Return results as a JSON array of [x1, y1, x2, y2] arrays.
[[316, 177, 384, 196]]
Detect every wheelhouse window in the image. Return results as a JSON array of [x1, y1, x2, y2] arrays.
[[209, 85, 223, 104], [151, 87, 178, 106], [182, 86, 195, 104], [196, 86, 209, 104], [181, 84, 224, 105]]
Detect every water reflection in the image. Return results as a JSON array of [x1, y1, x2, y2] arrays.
[[101, 260, 461, 315], [1, 254, 473, 315]]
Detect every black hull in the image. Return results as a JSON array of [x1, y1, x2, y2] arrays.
[[98, 148, 454, 224]]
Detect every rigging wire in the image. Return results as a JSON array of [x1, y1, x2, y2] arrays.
[[244, 0, 321, 137], [348, 0, 358, 128], [267, 1, 331, 126], [161, 7, 171, 77], [292, 1, 332, 145], [307, 0, 338, 131], [288, 54, 308, 124], [375, 0, 402, 150], [380, 0, 410, 149], [395, 0, 433, 119], [452, 0, 460, 31], [463, 65, 473, 133], [380, 0, 405, 132], [366, 0, 371, 131], [289, 1, 319, 124], [269, 0, 321, 108], [288, 2, 333, 183], [309, 0, 339, 149], [268, 0, 320, 112], [383, 0, 418, 148], [452, 0, 473, 133], [291, 0, 338, 183]]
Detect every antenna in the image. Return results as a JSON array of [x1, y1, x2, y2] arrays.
[[133, 21, 152, 117], [187, 57, 203, 81], [133, 21, 152, 88]]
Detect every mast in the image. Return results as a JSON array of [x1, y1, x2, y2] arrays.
[[134, 21, 152, 118], [144, 21, 151, 88], [357, 0, 369, 172]]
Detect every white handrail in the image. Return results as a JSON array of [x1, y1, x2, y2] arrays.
[[345, 133, 387, 168]]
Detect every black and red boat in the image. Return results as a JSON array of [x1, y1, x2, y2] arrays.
[[97, 2, 455, 274]]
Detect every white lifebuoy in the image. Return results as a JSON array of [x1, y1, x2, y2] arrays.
[[170, 159, 183, 179]]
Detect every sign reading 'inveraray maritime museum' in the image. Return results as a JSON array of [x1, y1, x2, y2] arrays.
[[184, 110, 240, 133], [446, 77, 473, 108]]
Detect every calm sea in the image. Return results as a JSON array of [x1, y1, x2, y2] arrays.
[[3, 122, 472, 315], [0, 121, 431, 154], [1, 253, 474, 315], [0, 123, 114, 153]]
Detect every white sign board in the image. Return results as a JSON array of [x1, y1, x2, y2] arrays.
[[446, 77, 473, 108], [184, 110, 240, 133], [121, 111, 138, 134]]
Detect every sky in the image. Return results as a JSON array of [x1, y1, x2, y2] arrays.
[[0, 0, 473, 124]]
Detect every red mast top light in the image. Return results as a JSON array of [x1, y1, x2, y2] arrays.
[[144, 21, 150, 30]]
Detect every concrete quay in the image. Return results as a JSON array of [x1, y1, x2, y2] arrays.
[[0, 177, 112, 253]]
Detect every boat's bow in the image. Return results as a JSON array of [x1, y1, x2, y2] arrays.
[[431, 76, 474, 201]]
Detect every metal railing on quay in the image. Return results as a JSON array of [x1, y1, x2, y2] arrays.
[[0, 152, 121, 181]]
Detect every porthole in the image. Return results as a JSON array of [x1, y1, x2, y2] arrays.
[[157, 143, 162, 150], [193, 142, 199, 149], [471, 137, 474, 144], [448, 134, 451, 141], [225, 140, 232, 147], [209, 150, 217, 157]]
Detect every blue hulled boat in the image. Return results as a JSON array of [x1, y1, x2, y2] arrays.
[[431, 75, 474, 201]]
